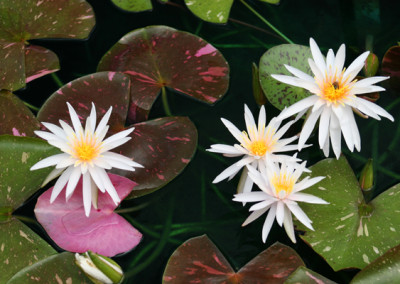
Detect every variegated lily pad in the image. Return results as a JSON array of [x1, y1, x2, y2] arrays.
[[285, 266, 337, 284], [295, 157, 400, 271], [111, 0, 153, 12], [259, 44, 313, 111], [98, 25, 229, 123], [382, 45, 400, 91], [0, 0, 95, 91]]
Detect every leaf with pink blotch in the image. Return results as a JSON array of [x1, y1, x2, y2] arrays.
[[34, 173, 142, 257], [0, 0, 95, 91], [98, 25, 229, 123], [162, 235, 304, 283]]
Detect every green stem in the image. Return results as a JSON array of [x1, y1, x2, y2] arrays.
[[239, 0, 294, 44], [51, 73, 63, 88], [161, 86, 172, 116], [23, 101, 40, 112], [115, 202, 149, 214], [14, 215, 38, 225]]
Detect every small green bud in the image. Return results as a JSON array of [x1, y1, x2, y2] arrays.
[[359, 158, 374, 191], [363, 53, 379, 77], [75, 251, 123, 284], [252, 63, 267, 106]]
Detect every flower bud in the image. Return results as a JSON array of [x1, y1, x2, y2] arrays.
[[252, 63, 267, 106], [359, 158, 374, 191], [75, 251, 123, 284], [363, 53, 379, 77]]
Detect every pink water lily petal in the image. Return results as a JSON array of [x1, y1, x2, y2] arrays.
[[35, 173, 142, 257]]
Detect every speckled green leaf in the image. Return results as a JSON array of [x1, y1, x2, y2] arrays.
[[0, 218, 56, 283], [111, 0, 152, 12], [295, 157, 400, 271], [259, 44, 313, 111], [7, 252, 90, 284], [351, 244, 400, 284], [0, 0, 95, 91], [0, 135, 60, 210], [0, 91, 40, 137], [284, 266, 337, 284], [184, 0, 234, 24]]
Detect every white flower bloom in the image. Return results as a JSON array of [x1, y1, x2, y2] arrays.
[[271, 38, 394, 159], [233, 160, 327, 243], [31, 102, 143, 217], [207, 104, 301, 194]]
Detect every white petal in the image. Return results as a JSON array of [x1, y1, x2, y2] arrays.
[[275, 201, 285, 226], [82, 172, 92, 217], [97, 168, 120, 205], [233, 191, 270, 202], [277, 95, 319, 121], [41, 122, 67, 140], [236, 167, 253, 196], [257, 105, 266, 137], [213, 161, 243, 183], [103, 157, 136, 171], [59, 120, 77, 142], [65, 166, 82, 200], [34, 131, 62, 142], [286, 202, 314, 230], [56, 156, 76, 169], [95, 106, 112, 134], [88, 166, 106, 193], [271, 74, 320, 94], [50, 167, 73, 203], [249, 199, 276, 211], [290, 192, 328, 204], [350, 85, 386, 95], [283, 206, 296, 243], [293, 176, 325, 192], [221, 118, 245, 145], [67, 102, 83, 134], [308, 58, 324, 83], [30, 153, 70, 170], [92, 157, 112, 170], [347, 109, 361, 151], [41, 167, 64, 187], [242, 207, 269, 227], [100, 137, 131, 152], [353, 97, 394, 121], [309, 38, 326, 75], [207, 144, 243, 156], [332, 105, 354, 152], [273, 120, 294, 141], [326, 49, 335, 70], [91, 178, 98, 209], [346, 98, 381, 120], [102, 152, 143, 168], [298, 107, 323, 150], [102, 128, 134, 147], [352, 76, 389, 88], [89, 102, 97, 131], [244, 105, 257, 139], [333, 44, 346, 73], [284, 64, 315, 82], [47, 139, 72, 154], [262, 204, 277, 243], [329, 112, 342, 159], [318, 106, 331, 148], [343, 51, 369, 82]]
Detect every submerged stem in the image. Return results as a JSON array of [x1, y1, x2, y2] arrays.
[[51, 73, 63, 88], [161, 86, 172, 116], [239, 0, 294, 44], [23, 101, 40, 112]]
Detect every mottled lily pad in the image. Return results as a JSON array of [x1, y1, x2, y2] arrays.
[[37, 72, 198, 197], [98, 25, 229, 123], [7, 252, 90, 283], [111, 0, 152, 12], [163, 235, 304, 283], [259, 44, 313, 111], [35, 173, 142, 257], [0, 218, 57, 283], [351, 244, 400, 284], [0, 90, 40, 136], [285, 266, 337, 284], [0, 0, 95, 91], [0, 135, 59, 210], [294, 157, 400, 271], [382, 45, 400, 91]]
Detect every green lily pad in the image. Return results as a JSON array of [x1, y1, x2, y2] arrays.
[[285, 266, 337, 284], [98, 25, 229, 123], [184, 0, 280, 24], [7, 252, 90, 284], [0, 135, 60, 210], [382, 46, 400, 92], [163, 235, 304, 283], [0, 0, 95, 91], [351, 243, 400, 284], [295, 156, 400, 271], [259, 44, 313, 111], [0, 218, 57, 283], [0, 91, 40, 136], [111, 0, 152, 12]]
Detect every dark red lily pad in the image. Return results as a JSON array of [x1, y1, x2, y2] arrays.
[[382, 45, 400, 92], [162, 235, 304, 283], [35, 173, 142, 257], [37, 72, 198, 197], [98, 25, 229, 123], [0, 0, 95, 91], [0, 90, 40, 136], [25, 45, 60, 83], [285, 266, 337, 284]]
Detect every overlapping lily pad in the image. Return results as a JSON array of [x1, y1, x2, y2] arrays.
[[285, 266, 337, 284], [37, 72, 198, 197], [7, 252, 90, 283], [294, 157, 400, 271], [111, 0, 153, 12], [98, 25, 229, 123], [0, 90, 40, 136], [163, 235, 304, 283], [35, 174, 142, 257], [259, 44, 313, 111], [0, 0, 95, 91], [382, 45, 400, 91]]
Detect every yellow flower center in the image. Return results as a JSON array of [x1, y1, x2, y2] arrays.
[[73, 134, 101, 162], [272, 172, 295, 199], [249, 140, 268, 156], [241, 126, 276, 157], [321, 81, 350, 103]]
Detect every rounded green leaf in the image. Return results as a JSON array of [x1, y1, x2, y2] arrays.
[[184, 0, 234, 24], [163, 235, 304, 283], [0, 135, 60, 210], [295, 156, 400, 271], [7, 252, 90, 284], [111, 0, 152, 12], [0, 91, 40, 137], [98, 25, 229, 123], [0, 218, 56, 283], [0, 0, 95, 90], [351, 244, 400, 284], [259, 44, 313, 111], [284, 266, 337, 284]]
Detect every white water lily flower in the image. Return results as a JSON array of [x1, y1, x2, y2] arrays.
[[31, 102, 143, 217], [233, 159, 327, 243], [207, 104, 301, 194], [271, 38, 394, 159]]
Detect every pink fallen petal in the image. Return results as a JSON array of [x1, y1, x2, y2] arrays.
[[35, 173, 142, 257]]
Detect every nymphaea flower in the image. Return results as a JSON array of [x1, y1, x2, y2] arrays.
[[271, 38, 394, 159], [207, 104, 300, 194], [31, 102, 143, 216], [233, 160, 327, 243]]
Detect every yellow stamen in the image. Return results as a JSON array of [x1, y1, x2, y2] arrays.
[[241, 126, 276, 157], [73, 133, 101, 162], [272, 172, 295, 199]]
